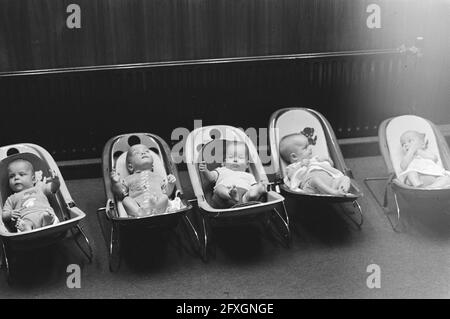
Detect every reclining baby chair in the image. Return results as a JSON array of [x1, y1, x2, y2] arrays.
[[269, 107, 364, 228], [364, 115, 450, 232], [186, 125, 291, 261], [0, 144, 93, 283], [99, 133, 201, 271]]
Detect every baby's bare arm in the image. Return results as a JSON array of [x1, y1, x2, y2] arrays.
[[110, 170, 128, 198], [198, 161, 218, 184], [400, 147, 418, 171], [162, 174, 176, 196], [2, 198, 20, 222], [417, 149, 437, 162]]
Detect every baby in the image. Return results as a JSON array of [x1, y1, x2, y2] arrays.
[[279, 129, 350, 196], [2, 159, 59, 232], [110, 144, 176, 217], [399, 130, 450, 188], [199, 140, 267, 208]]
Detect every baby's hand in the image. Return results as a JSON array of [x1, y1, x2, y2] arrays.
[[198, 161, 208, 172], [10, 210, 21, 222], [167, 174, 176, 184], [228, 185, 239, 202], [48, 169, 61, 193], [110, 169, 121, 183], [48, 169, 60, 183], [411, 140, 423, 153], [300, 158, 310, 166]]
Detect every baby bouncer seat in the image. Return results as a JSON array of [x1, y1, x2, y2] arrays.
[[98, 133, 201, 271], [364, 115, 450, 232], [0, 144, 93, 283], [185, 125, 291, 261], [269, 107, 364, 228]]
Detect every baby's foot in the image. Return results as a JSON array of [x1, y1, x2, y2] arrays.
[[338, 177, 351, 193], [244, 183, 267, 202], [42, 211, 56, 227], [228, 186, 239, 203], [16, 219, 31, 232], [331, 189, 346, 196], [137, 207, 149, 217]]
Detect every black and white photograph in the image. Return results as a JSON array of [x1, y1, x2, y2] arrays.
[[0, 0, 449, 303]]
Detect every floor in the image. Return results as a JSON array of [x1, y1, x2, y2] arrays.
[[1, 156, 450, 299]]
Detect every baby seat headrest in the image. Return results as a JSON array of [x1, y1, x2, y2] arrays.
[[275, 109, 329, 176], [385, 115, 443, 182], [0, 152, 51, 204], [114, 149, 168, 181]]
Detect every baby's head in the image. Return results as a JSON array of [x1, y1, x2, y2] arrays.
[[279, 133, 313, 164], [223, 141, 249, 172], [7, 159, 36, 193], [126, 144, 154, 173], [400, 130, 426, 153]]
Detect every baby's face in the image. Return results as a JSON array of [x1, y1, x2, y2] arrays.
[[8, 161, 35, 193], [290, 135, 313, 163], [400, 131, 425, 153], [127, 144, 154, 173], [224, 143, 248, 171]]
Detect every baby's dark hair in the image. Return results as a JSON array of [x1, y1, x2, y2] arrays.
[[7, 159, 35, 174]]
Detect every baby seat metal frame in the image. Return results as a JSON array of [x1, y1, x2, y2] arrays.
[[364, 115, 450, 232], [186, 125, 291, 261], [0, 144, 93, 283], [269, 107, 363, 228], [98, 133, 201, 271]]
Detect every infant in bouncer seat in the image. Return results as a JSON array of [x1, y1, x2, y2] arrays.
[[2, 158, 60, 232], [110, 144, 178, 217], [279, 128, 350, 196], [199, 140, 267, 208], [398, 130, 450, 188]]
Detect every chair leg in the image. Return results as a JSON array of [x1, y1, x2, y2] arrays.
[[386, 192, 405, 232], [363, 177, 389, 209], [109, 223, 121, 272], [340, 200, 363, 230], [71, 225, 94, 263], [200, 216, 209, 263], [1, 242, 11, 285], [181, 214, 202, 259], [266, 202, 292, 248], [364, 176, 404, 232], [96, 208, 109, 249]]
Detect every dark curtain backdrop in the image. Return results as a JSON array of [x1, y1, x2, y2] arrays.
[[0, 0, 448, 162], [0, 0, 444, 71]]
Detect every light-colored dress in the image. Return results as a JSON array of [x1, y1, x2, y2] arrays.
[[3, 182, 59, 229], [284, 156, 343, 191], [398, 156, 449, 183], [214, 167, 257, 191]]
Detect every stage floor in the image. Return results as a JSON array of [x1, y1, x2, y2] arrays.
[[2, 156, 450, 299]]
